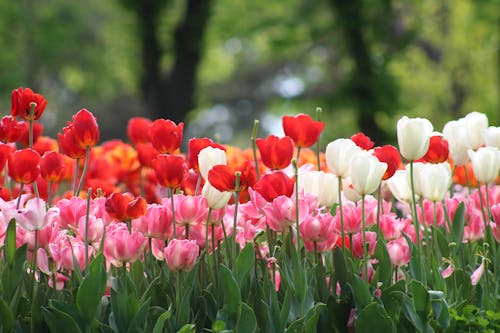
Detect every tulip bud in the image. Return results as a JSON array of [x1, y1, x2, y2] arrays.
[[397, 116, 433, 161], [464, 111, 488, 150], [482, 126, 500, 149], [349, 152, 387, 195], [325, 138, 362, 178], [419, 162, 452, 202], [467, 147, 500, 183], [164, 239, 199, 272], [386, 169, 416, 203], [198, 146, 227, 180], [443, 119, 468, 165]]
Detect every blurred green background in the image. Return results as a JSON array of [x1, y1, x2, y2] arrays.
[[0, 0, 498, 147]]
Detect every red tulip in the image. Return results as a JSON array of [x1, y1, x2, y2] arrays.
[[0, 116, 24, 143], [373, 145, 401, 180], [282, 113, 324, 148], [252, 171, 294, 202], [208, 161, 254, 192], [8, 148, 41, 184], [153, 154, 188, 189], [0, 143, 14, 171], [18, 121, 43, 147], [127, 117, 152, 144], [40, 151, 66, 183], [351, 132, 374, 150], [105, 192, 147, 221], [256, 135, 294, 170], [58, 122, 86, 159], [72, 109, 99, 148], [419, 135, 449, 163], [136, 142, 159, 167], [149, 119, 183, 154], [10, 87, 47, 121], [187, 137, 225, 173]]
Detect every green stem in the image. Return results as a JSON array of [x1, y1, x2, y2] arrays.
[[293, 160, 301, 252], [464, 165, 472, 195], [16, 183, 25, 209], [84, 188, 92, 272], [338, 176, 345, 251], [362, 194, 368, 283], [432, 201, 439, 259], [315, 107, 322, 171], [233, 172, 241, 265], [251, 119, 261, 181], [205, 208, 212, 256], [170, 188, 177, 238], [75, 147, 91, 196], [376, 183, 382, 242], [73, 158, 80, 195], [409, 161, 425, 283]]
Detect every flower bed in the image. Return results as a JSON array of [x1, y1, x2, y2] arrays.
[[0, 87, 499, 332]]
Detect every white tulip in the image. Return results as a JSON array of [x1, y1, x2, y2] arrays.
[[198, 146, 226, 180], [299, 170, 339, 207], [468, 147, 500, 183], [201, 182, 231, 209], [443, 119, 469, 165], [341, 177, 362, 202], [482, 126, 500, 149], [464, 111, 488, 150], [349, 152, 387, 195], [386, 169, 416, 203], [325, 138, 362, 178], [397, 116, 433, 161], [419, 162, 452, 202]]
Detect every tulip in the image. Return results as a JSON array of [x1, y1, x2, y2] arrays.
[[253, 171, 294, 202], [77, 215, 104, 246], [104, 223, 147, 267], [333, 204, 362, 234], [135, 142, 159, 167], [349, 152, 387, 195], [198, 146, 227, 180], [58, 123, 86, 159], [14, 198, 59, 232], [419, 162, 452, 202], [386, 169, 416, 203], [127, 117, 152, 144], [132, 203, 172, 240], [56, 196, 88, 229], [201, 182, 231, 209], [0, 144, 13, 171], [470, 257, 485, 286], [325, 138, 362, 178], [40, 151, 66, 183], [208, 161, 255, 193], [264, 195, 310, 232], [164, 238, 199, 272], [298, 170, 338, 207], [172, 194, 208, 227], [386, 238, 410, 267], [464, 111, 488, 150], [482, 126, 500, 149], [300, 212, 335, 243], [256, 135, 294, 170], [153, 154, 188, 189], [188, 138, 225, 173], [351, 132, 374, 150], [71, 109, 100, 148], [373, 145, 401, 180], [8, 148, 41, 184], [419, 134, 449, 163], [148, 119, 183, 154], [397, 116, 433, 161], [351, 231, 377, 259], [0, 115, 24, 143], [341, 177, 362, 202], [105, 192, 147, 221], [467, 147, 500, 183], [10, 87, 47, 121], [17, 121, 43, 147], [282, 113, 324, 148], [442, 119, 469, 165]]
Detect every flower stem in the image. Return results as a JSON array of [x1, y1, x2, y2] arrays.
[[84, 187, 92, 272], [75, 147, 91, 196], [170, 188, 177, 239], [337, 176, 345, 251], [251, 119, 261, 181], [73, 158, 80, 195], [293, 160, 301, 252], [362, 194, 368, 283], [409, 161, 425, 283], [376, 183, 382, 242], [232, 172, 241, 266], [16, 183, 25, 209], [315, 107, 322, 171]]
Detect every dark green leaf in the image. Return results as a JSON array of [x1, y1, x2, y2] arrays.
[[42, 307, 83, 333], [333, 248, 348, 286], [349, 274, 372, 310], [76, 254, 107, 325], [0, 296, 14, 332], [304, 302, 326, 333], [220, 265, 241, 325], [235, 243, 255, 287], [409, 279, 430, 323], [355, 302, 396, 333], [374, 238, 392, 290], [435, 227, 449, 259], [4, 219, 16, 266], [126, 298, 150, 333], [237, 302, 257, 333], [451, 203, 465, 246], [177, 324, 195, 333]]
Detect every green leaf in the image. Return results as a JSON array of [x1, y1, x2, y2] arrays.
[[435, 228, 449, 259], [374, 238, 392, 290], [451, 202, 465, 246], [333, 248, 348, 286], [126, 298, 150, 333], [349, 274, 372, 310], [42, 307, 83, 333], [153, 309, 171, 333], [211, 320, 226, 333], [429, 290, 450, 329], [235, 243, 255, 287], [304, 302, 326, 333], [0, 296, 14, 332], [284, 318, 304, 333], [237, 302, 257, 333], [4, 218, 16, 266], [409, 280, 430, 323], [76, 254, 107, 325], [177, 324, 195, 333], [220, 265, 241, 325], [355, 302, 396, 333], [402, 232, 422, 281]]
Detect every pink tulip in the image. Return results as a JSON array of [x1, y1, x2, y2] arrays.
[[386, 238, 410, 267], [171, 194, 208, 227], [14, 197, 59, 232], [471, 258, 485, 286], [463, 212, 485, 243], [417, 199, 445, 227], [132, 204, 171, 240], [20, 223, 60, 251], [303, 231, 339, 253], [379, 214, 410, 240], [77, 215, 104, 247], [441, 263, 455, 279], [333, 203, 362, 235], [300, 212, 335, 243], [56, 196, 87, 229], [164, 238, 199, 272], [104, 223, 147, 267], [37, 248, 51, 275], [491, 203, 500, 224], [48, 273, 69, 290], [352, 231, 377, 259]]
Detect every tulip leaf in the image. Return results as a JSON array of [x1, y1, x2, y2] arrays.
[[304, 302, 326, 333], [42, 306, 83, 333], [126, 297, 150, 333], [4, 218, 16, 266], [220, 265, 241, 325], [355, 302, 396, 333], [374, 238, 392, 289], [409, 279, 430, 324], [348, 273, 372, 310], [0, 296, 14, 333], [451, 202, 465, 246], [333, 248, 348, 287], [237, 302, 257, 333], [177, 324, 196, 333], [152, 309, 172, 333], [435, 227, 450, 258], [429, 290, 450, 328], [402, 232, 421, 281], [76, 254, 107, 325], [235, 242, 255, 287]]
